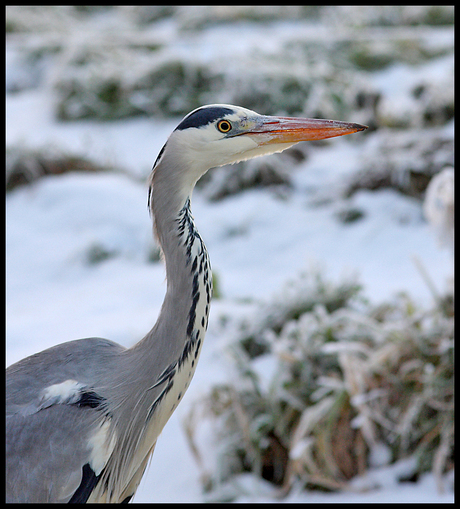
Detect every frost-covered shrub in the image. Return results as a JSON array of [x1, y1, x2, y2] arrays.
[[423, 167, 454, 252], [174, 6, 320, 31], [234, 272, 363, 358], [7, 6, 453, 124], [54, 43, 163, 120], [197, 149, 304, 201], [6, 146, 110, 191], [186, 273, 453, 500], [321, 6, 454, 28], [344, 129, 454, 199]]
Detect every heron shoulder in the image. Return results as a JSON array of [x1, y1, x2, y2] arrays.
[[6, 337, 124, 412]]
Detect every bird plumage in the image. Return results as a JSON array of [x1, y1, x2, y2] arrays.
[[6, 104, 366, 502]]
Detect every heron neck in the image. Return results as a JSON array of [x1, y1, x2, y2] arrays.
[[136, 162, 212, 367], [96, 169, 212, 499]]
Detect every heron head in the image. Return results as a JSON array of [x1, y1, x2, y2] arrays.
[[159, 104, 367, 186]]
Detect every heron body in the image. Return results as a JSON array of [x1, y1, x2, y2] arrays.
[[6, 104, 366, 502]]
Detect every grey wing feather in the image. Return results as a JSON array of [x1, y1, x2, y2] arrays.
[[7, 404, 100, 502], [6, 337, 124, 503]]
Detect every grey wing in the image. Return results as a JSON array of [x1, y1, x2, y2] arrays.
[[6, 338, 123, 503], [6, 403, 105, 502]]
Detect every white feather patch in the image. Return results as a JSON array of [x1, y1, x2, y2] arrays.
[[16, 379, 88, 417], [38, 379, 86, 409], [88, 419, 116, 476]]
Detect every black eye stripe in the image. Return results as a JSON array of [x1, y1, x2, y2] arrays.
[[175, 106, 234, 131]]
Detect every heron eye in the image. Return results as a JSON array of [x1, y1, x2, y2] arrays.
[[217, 120, 232, 133]]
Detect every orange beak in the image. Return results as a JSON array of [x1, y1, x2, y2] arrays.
[[245, 115, 368, 144]]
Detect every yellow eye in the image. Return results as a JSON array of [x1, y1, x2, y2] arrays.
[[217, 120, 232, 133]]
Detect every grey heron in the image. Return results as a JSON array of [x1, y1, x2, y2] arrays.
[[6, 104, 367, 502]]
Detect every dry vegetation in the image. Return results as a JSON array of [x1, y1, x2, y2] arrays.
[[186, 272, 453, 500]]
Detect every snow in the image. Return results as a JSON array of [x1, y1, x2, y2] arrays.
[[6, 8, 453, 504]]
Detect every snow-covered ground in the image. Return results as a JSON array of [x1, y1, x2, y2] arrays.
[[6, 7, 454, 503]]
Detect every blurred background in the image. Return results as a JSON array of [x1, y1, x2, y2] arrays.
[[6, 6, 453, 503]]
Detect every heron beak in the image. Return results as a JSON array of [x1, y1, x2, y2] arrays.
[[247, 115, 368, 144]]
